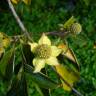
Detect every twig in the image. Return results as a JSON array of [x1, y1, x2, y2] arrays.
[[7, 0, 33, 42], [46, 31, 69, 37]]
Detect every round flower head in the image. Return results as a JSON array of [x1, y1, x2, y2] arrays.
[[28, 34, 61, 73], [69, 23, 82, 34]]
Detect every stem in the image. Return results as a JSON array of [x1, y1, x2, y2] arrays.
[[7, 0, 33, 42], [46, 31, 69, 37]]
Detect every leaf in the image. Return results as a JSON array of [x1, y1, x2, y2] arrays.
[[11, 0, 31, 5], [0, 33, 5, 57], [58, 43, 80, 70], [83, 0, 90, 6], [24, 64, 58, 89], [55, 64, 80, 91], [94, 45, 96, 49], [11, 0, 19, 4], [7, 68, 28, 96], [0, 70, 4, 79], [23, 44, 34, 65], [33, 82, 44, 96], [0, 47, 4, 58], [0, 32, 11, 48], [22, 0, 31, 5], [0, 32, 11, 58], [63, 16, 76, 29], [5, 49, 15, 81], [3, 37, 10, 49], [14, 63, 22, 75], [0, 47, 14, 80]]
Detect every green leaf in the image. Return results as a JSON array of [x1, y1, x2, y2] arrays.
[[63, 16, 76, 29], [33, 82, 44, 96], [24, 64, 58, 89], [83, 0, 90, 6], [0, 47, 15, 80], [23, 44, 34, 65], [5, 50, 15, 81], [7, 68, 28, 96]]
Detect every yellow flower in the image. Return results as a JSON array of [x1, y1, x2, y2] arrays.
[[28, 34, 61, 73]]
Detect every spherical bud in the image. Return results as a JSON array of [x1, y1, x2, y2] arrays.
[[70, 23, 82, 34]]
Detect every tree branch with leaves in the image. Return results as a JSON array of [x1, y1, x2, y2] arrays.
[[0, 0, 84, 96]]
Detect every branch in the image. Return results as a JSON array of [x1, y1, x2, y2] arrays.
[[46, 31, 70, 37], [7, 0, 33, 42]]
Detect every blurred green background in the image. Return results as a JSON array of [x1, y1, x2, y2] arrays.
[[0, 0, 96, 96]]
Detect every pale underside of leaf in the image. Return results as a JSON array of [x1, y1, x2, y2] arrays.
[[58, 43, 80, 70], [55, 64, 80, 91]]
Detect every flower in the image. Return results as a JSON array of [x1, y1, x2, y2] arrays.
[[28, 34, 61, 73]]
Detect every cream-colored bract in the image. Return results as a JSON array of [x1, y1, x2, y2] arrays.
[[28, 34, 61, 73]]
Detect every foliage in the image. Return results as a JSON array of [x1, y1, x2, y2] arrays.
[[0, 0, 96, 96]]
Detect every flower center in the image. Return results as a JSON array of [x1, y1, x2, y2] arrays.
[[34, 44, 51, 59]]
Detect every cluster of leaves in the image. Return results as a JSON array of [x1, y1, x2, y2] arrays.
[[0, 16, 81, 96]]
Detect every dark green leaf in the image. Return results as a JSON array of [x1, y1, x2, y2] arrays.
[[14, 63, 22, 75], [5, 50, 15, 81], [7, 68, 28, 96], [33, 82, 44, 96], [23, 44, 34, 65], [83, 0, 90, 6], [0, 47, 15, 80], [0, 0, 9, 12]]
